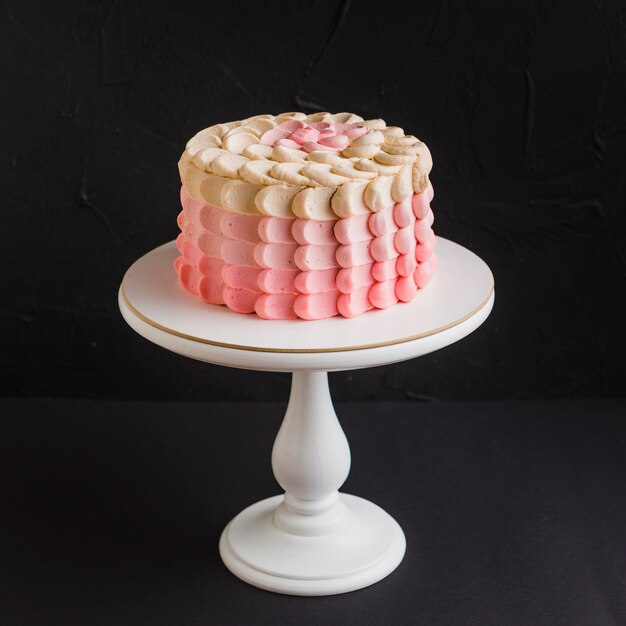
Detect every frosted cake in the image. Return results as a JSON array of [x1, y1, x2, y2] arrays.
[[175, 112, 437, 320]]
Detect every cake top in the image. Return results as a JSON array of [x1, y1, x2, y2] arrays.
[[179, 111, 432, 220]]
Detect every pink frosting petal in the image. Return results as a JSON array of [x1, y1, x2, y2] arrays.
[[294, 268, 339, 294], [414, 260, 435, 289], [396, 253, 417, 277], [259, 120, 305, 146], [223, 287, 259, 314], [288, 127, 320, 144], [425, 181, 435, 202], [294, 291, 340, 320], [369, 205, 397, 237], [394, 226, 414, 255], [371, 234, 399, 262], [412, 191, 430, 220], [292, 219, 336, 245], [309, 122, 335, 132], [369, 279, 398, 309], [334, 213, 371, 244], [197, 232, 222, 257], [372, 257, 397, 282], [255, 293, 298, 319], [336, 263, 375, 294], [198, 256, 225, 278], [337, 286, 372, 318], [258, 216, 296, 243], [318, 134, 350, 150], [222, 265, 262, 290], [336, 240, 373, 268], [415, 234, 436, 263], [275, 137, 304, 150], [294, 244, 339, 270], [393, 197, 414, 228], [222, 240, 257, 266], [395, 276, 417, 303], [254, 242, 299, 269], [414, 220, 434, 244], [257, 268, 299, 294]]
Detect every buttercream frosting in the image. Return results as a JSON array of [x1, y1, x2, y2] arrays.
[[180, 112, 432, 219], [174, 112, 438, 320]]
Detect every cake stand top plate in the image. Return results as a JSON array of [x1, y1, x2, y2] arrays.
[[119, 237, 494, 372]]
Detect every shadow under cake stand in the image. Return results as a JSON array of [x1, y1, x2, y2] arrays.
[[118, 237, 494, 596]]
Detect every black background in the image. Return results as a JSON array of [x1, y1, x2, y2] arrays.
[[2, 399, 626, 625], [2, 0, 626, 401], [2, 3, 626, 624]]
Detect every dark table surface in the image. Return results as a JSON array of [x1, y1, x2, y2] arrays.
[[1, 398, 625, 626]]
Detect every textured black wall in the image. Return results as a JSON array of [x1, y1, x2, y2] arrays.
[[2, 0, 625, 401]]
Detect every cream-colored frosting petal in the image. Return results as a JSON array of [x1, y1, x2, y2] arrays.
[[306, 151, 347, 165], [244, 118, 276, 134], [275, 112, 307, 123], [200, 123, 231, 139], [331, 163, 377, 180], [224, 125, 262, 138], [239, 159, 281, 185], [186, 130, 222, 156], [351, 130, 385, 146], [415, 141, 432, 162], [385, 134, 419, 147], [220, 179, 262, 214], [255, 185, 304, 217], [355, 158, 402, 175], [211, 153, 250, 178], [361, 118, 386, 130], [244, 114, 274, 121], [329, 112, 364, 123], [243, 144, 274, 160], [364, 176, 395, 212], [304, 112, 333, 123], [199, 174, 230, 206], [381, 142, 421, 155], [412, 143, 433, 193], [178, 152, 191, 181], [392, 166, 413, 202], [185, 169, 230, 207], [341, 144, 379, 159], [331, 181, 370, 217], [381, 126, 404, 138], [222, 132, 259, 155], [272, 145, 308, 163], [193, 147, 227, 171], [271, 162, 317, 187], [221, 120, 242, 130], [301, 163, 351, 187], [180, 158, 205, 198], [374, 151, 417, 166], [292, 187, 336, 219]]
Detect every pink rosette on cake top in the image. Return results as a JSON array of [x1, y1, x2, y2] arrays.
[[175, 111, 436, 320]]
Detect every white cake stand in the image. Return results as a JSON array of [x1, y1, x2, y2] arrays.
[[118, 237, 494, 596]]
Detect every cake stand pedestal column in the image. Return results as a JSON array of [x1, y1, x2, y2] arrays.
[[118, 237, 494, 596], [219, 370, 406, 595]]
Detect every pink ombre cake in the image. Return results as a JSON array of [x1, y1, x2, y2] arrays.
[[175, 112, 437, 320]]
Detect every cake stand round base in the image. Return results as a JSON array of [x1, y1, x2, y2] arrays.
[[219, 494, 406, 596]]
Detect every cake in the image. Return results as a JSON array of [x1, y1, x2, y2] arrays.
[[175, 112, 437, 320]]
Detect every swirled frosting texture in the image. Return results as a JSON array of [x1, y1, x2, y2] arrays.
[[175, 183, 437, 319], [179, 112, 433, 219], [175, 112, 437, 320]]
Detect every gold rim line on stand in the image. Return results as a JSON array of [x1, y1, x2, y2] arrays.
[[120, 278, 494, 355]]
